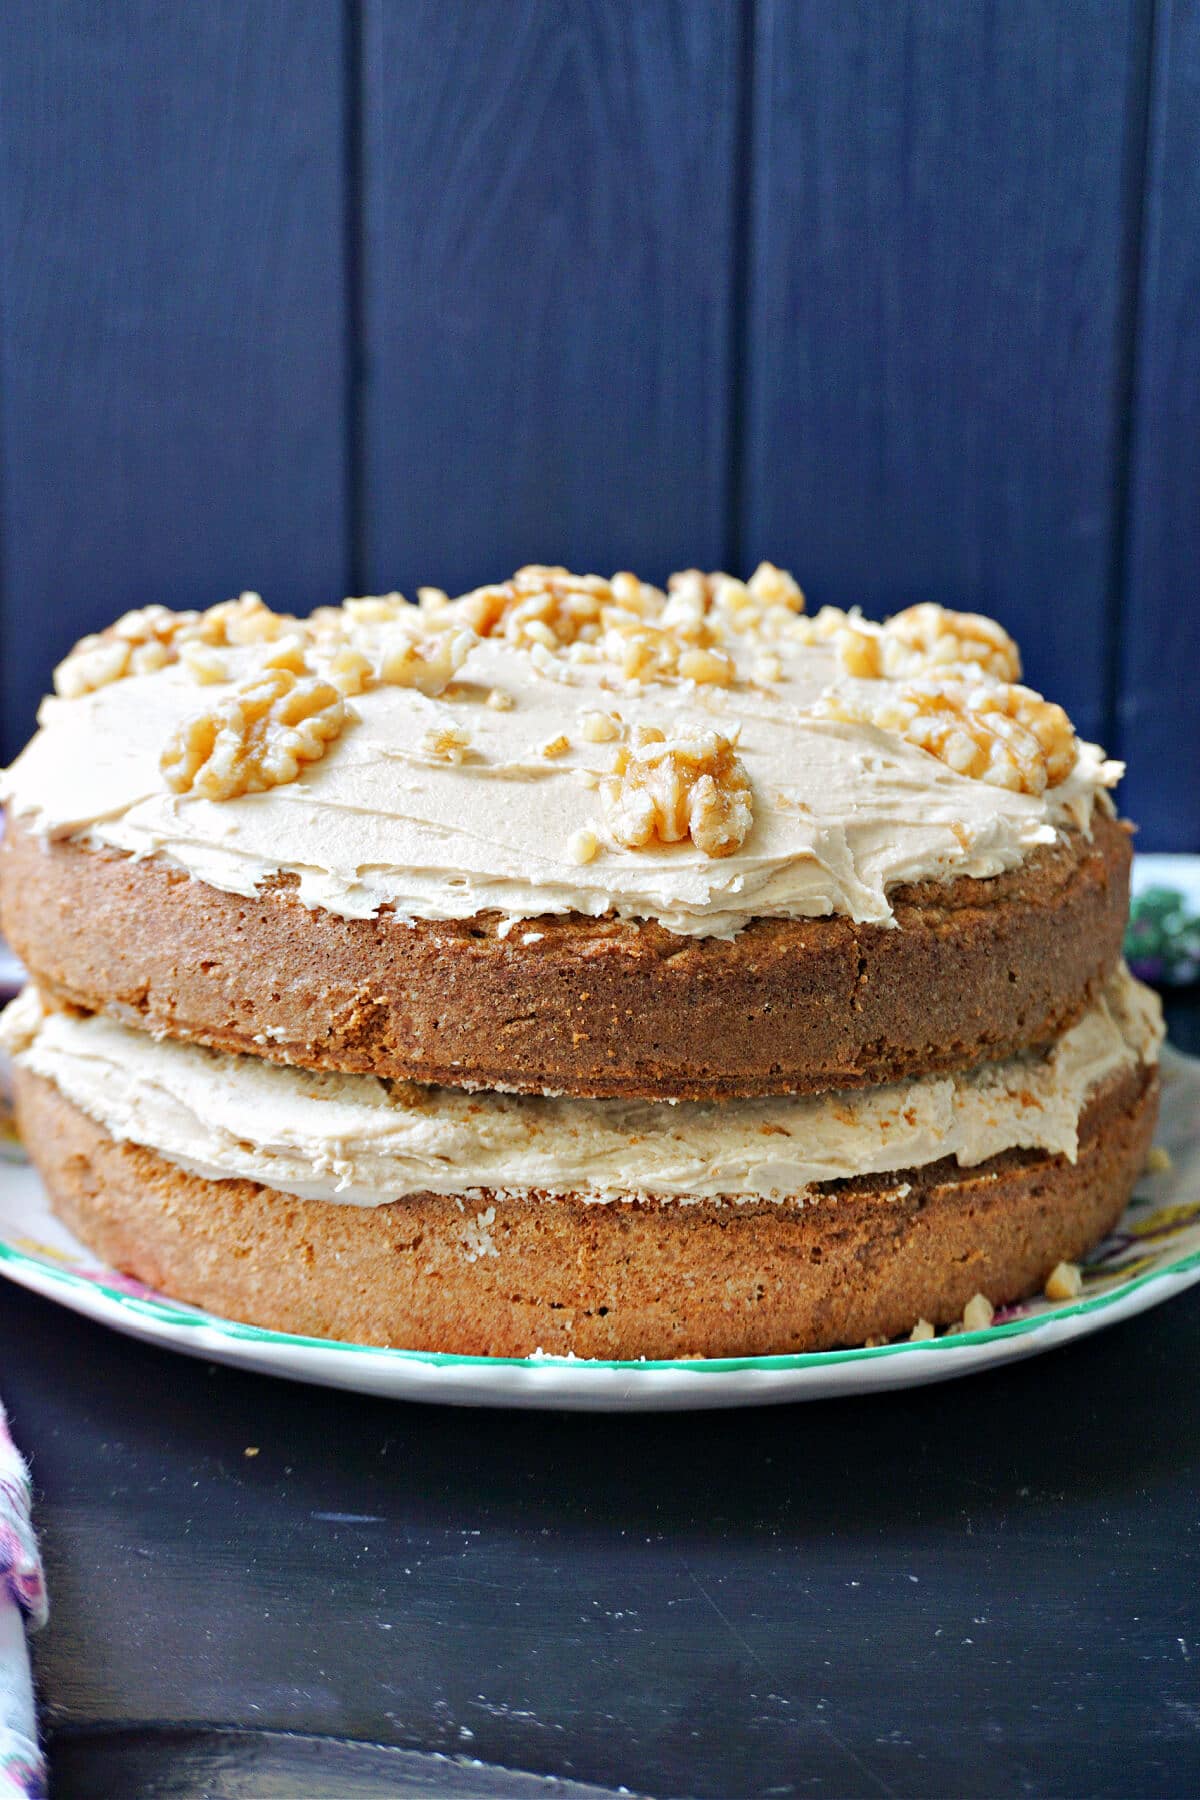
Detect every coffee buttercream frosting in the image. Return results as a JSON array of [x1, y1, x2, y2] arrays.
[[0, 572, 1122, 936]]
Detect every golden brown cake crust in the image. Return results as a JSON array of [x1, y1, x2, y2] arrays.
[[1, 813, 1131, 1099], [13, 1061, 1156, 1359]]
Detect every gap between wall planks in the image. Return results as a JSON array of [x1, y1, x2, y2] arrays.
[[357, 0, 742, 600], [0, 1, 1195, 847], [1117, 0, 1200, 851], [742, 0, 1145, 752]]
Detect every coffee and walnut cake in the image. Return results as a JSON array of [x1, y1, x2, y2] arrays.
[[0, 564, 1162, 1357]]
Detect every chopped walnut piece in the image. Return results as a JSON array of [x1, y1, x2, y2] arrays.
[[109, 602, 193, 645], [1044, 1261, 1083, 1301], [909, 1318, 936, 1342], [195, 591, 290, 647], [161, 667, 347, 800], [259, 632, 311, 676], [310, 600, 415, 645], [815, 677, 1077, 794], [896, 602, 1020, 679], [661, 575, 710, 635], [486, 688, 515, 712], [326, 645, 374, 696], [788, 604, 853, 646], [342, 593, 408, 625], [580, 709, 621, 743], [746, 560, 805, 611], [377, 626, 475, 696], [103, 605, 182, 676], [664, 561, 806, 646], [961, 1293, 995, 1332], [678, 646, 735, 686], [599, 726, 753, 858], [421, 724, 472, 763], [539, 734, 570, 758], [612, 615, 732, 686], [604, 623, 664, 683], [54, 602, 200, 697], [835, 624, 883, 680], [53, 636, 134, 698], [55, 592, 302, 700], [1146, 1145, 1173, 1174], [837, 602, 1021, 683], [307, 605, 347, 642], [448, 565, 740, 685], [528, 641, 566, 680], [708, 576, 755, 621], [454, 567, 613, 648], [451, 582, 516, 638], [180, 641, 230, 686], [664, 568, 710, 606], [130, 639, 172, 675], [442, 559, 808, 679], [269, 594, 476, 699], [567, 827, 600, 865], [668, 561, 805, 619]]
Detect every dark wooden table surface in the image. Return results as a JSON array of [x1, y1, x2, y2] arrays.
[[3, 992, 1199, 1800]]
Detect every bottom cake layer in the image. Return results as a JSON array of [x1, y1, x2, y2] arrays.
[[12, 1062, 1158, 1359]]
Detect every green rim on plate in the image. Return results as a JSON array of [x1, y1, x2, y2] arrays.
[[2, 1220, 1198, 1376]]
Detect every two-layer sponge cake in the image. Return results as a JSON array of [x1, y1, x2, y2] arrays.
[[0, 565, 1162, 1357]]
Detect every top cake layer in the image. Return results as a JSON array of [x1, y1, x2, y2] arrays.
[[0, 569, 1134, 1099], [0, 567, 1119, 939]]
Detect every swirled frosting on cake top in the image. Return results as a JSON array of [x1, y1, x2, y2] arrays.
[[0, 566, 1121, 937]]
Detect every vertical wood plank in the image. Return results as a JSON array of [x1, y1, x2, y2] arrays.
[[360, 0, 740, 598], [0, 0, 348, 763], [1117, 0, 1200, 849], [743, 0, 1143, 745]]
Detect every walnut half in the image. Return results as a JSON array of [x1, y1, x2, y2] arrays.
[[599, 726, 753, 858], [815, 677, 1077, 795], [161, 666, 347, 800]]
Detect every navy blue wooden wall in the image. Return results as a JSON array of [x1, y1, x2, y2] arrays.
[[0, 1, 1196, 846]]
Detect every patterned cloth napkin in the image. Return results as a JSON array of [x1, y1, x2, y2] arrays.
[[0, 1406, 46, 1799]]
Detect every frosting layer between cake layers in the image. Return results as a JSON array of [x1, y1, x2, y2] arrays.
[[0, 970, 1162, 1208]]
